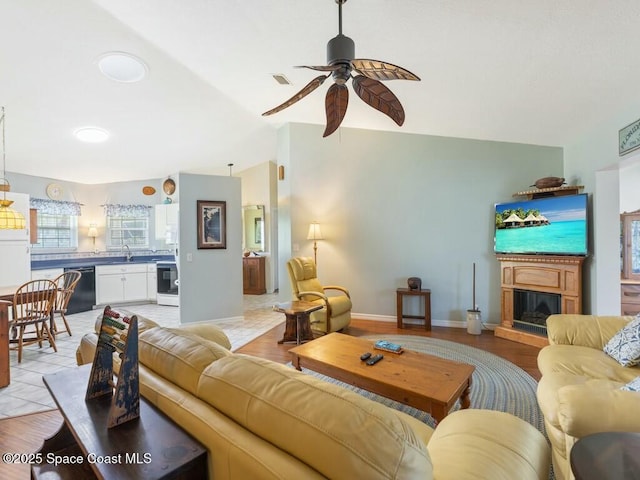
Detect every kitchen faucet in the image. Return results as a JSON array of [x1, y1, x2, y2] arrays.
[[122, 244, 133, 262]]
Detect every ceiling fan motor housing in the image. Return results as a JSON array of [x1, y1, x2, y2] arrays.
[[327, 34, 354, 84]]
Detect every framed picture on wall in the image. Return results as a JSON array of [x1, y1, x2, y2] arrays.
[[197, 200, 226, 249]]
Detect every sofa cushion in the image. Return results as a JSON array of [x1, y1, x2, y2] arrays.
[[139, 327, 231, 395], [427, 409, 550, 480], [178, 322, 232, 350], [197, 354, 433, 480], [538, 344, 640, 382], [603, 316, 640, 366], [621, 376, 640, 392]]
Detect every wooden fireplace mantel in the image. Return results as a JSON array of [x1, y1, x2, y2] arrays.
[[494, 254, 586, 348]]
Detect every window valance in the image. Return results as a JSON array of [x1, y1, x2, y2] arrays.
[[30, 198, 82, 216], [103, 204, 152, 218]]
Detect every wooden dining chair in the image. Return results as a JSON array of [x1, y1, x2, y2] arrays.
[[51, 270, 82, 336], [9, 279, 58, 363]]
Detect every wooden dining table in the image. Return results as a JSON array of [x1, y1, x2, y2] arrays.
[[0, 284, 57, 388], [0, 285, 18, 388]]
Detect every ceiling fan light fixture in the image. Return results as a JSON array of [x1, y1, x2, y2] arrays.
[[327, 34, 355, 65], [74, 127, 110, 143], [97, 52, 148, 83], [262, 0, 420, 137]]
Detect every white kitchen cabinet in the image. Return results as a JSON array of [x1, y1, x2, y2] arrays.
[[146, 263, 157, 301], [31, 268, 64, 281], [96, 264, 149, 305], [0, 192, 30, 288], [155, 203, 179, 244]]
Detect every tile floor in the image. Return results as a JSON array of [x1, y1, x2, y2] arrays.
[[0, 293, 283, 418]]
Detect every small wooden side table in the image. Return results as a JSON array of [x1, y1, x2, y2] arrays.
[[396, 288, 431, 330], [274, 301, 324, 345], [570, 431, 640, 480]]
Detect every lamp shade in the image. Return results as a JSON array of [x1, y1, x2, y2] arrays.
[[307, 222, 323, 240], [0, 199, 26, 229], [87, 225, 98, 238]]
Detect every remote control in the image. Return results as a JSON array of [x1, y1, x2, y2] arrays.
[[360, 352, 372, 361], [366, 353, 384, 366]]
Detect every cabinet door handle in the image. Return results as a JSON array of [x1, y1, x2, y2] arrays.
[[623, 291, 640, 297]]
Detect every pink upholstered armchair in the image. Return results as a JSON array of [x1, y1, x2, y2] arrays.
[[286, 257, 352, 334]]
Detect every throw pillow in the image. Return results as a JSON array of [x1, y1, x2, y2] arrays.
[[603, 316, 640, 367], [621, 376, 640, 392]]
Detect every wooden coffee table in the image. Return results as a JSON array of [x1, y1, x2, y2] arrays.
[[289, 333, 474, 422]]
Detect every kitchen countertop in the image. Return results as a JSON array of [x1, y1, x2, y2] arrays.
[[31, 255, 175, 270]]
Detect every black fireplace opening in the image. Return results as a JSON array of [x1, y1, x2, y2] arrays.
[[513, 289, 561, 336]]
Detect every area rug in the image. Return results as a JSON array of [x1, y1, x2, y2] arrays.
[[295, 334, 545, 436]]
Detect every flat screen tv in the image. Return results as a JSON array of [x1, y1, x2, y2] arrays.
[[494, 193, 588, 255]]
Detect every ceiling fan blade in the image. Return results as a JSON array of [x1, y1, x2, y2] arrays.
[[323, 83, 349, 137], [352, 75, 405, 126], [352, 59, 420, 81], [262, 74, 329, 116], [296, 65, 341, 72]]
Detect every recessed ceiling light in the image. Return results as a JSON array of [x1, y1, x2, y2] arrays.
[[74, 127, 110, 143], [97, 52, 148, 83]]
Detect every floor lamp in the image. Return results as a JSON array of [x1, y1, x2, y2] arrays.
[[307, 222, 323, 265]]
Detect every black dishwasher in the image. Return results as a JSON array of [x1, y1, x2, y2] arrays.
[[64, 266, 96, 314]]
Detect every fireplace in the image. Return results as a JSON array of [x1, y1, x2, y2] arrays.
[[513, 289, 561, 336], [495, 255, 586, 347]]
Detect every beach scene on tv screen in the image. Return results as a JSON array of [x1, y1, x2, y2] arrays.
[[494, 195, 587, 254]]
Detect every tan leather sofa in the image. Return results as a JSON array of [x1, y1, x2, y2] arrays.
[[77, 315, 550, 479], [536, 314, 640, 480]]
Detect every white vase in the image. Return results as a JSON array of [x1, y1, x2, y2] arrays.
[[466, 310, 482, 335]]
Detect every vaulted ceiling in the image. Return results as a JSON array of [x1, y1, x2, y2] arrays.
[[2, 0, 639, 184]]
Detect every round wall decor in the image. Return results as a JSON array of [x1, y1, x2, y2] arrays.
[[162, 178, 176, 195], [46, 183, 64, 200]]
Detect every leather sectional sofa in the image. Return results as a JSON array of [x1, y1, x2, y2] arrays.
[[537, 314, 640, 480], [77, 314, 550, 479]]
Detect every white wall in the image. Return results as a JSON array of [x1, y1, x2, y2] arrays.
[[620, 160, 640, 213], [177, 172, 243, 323], [278, 123, 564, 326], [564, 104, 640, 315]]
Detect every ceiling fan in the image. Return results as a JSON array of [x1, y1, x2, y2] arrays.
[[262, 0, 421, 137]]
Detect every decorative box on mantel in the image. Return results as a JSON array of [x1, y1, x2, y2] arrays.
[[494, 254, 586, 348]]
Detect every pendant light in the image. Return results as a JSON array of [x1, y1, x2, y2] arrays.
[[0, 106, 26, 229]]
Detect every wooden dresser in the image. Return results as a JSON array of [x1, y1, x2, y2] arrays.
[[243, 256, 266, 294], [621, 281, 640, 316]]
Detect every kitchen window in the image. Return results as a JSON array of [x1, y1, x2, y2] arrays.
[[30, 198, 82, 251], [32, 213, 78, 250], [103, 203, 152, 250], [106, 216, 149, 250]]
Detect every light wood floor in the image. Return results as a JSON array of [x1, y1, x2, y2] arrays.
[[0, 320, 541, 480]]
